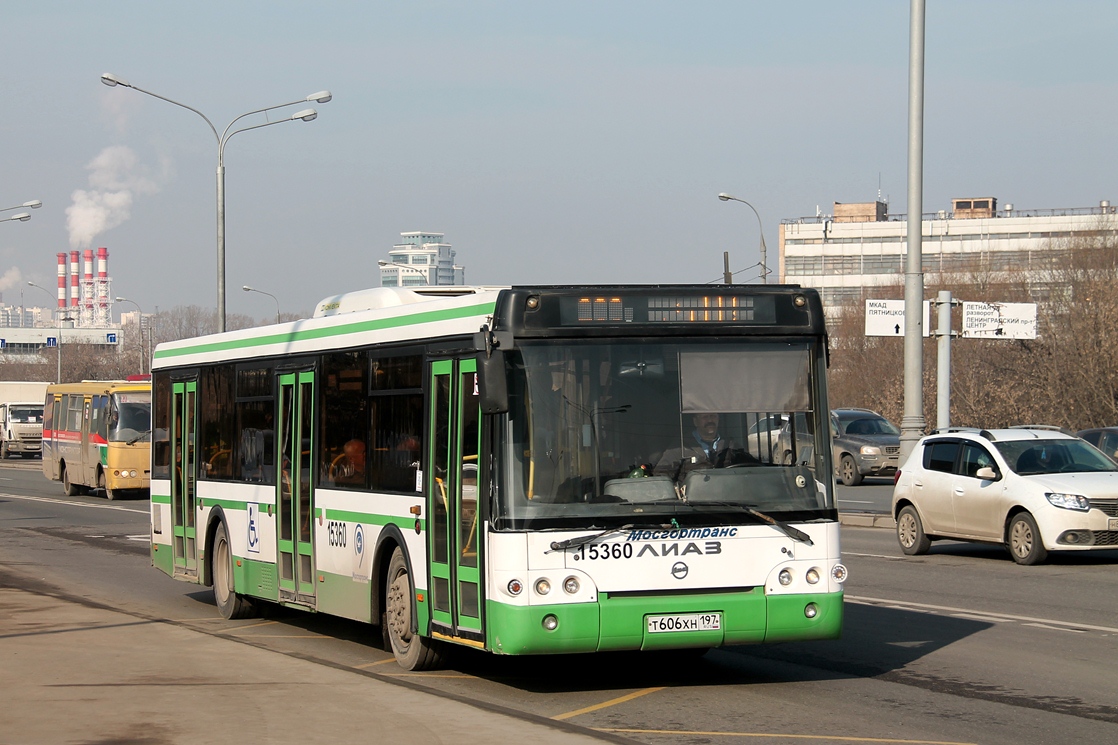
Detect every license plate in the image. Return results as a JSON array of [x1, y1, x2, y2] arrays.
[[646, 613, 721, 633], [1109, 518, 1118, 531]]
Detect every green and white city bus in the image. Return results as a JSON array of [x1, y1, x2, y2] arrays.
[[150, 284, 845, 669]]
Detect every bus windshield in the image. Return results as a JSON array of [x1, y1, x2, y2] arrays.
[[109, 392, 152, 443], [499, 340, 832, 530]]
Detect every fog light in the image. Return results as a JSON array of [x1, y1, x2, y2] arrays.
[[804, 603, 819, 619], [831, 564, 848, 583], [535, 578, 551, 595], [563, 576, 580, 594], [806, 568, 820, 584], [507, 579, 523, 596], [542, 614, 559, 631], [778, 569, 793, 586], [1066, 532, 1080, 544]]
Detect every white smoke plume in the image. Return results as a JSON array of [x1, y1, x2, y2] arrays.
[[66, 146, 166, 249], [0, 266, 22, 293]]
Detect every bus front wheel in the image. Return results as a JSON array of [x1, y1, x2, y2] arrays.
[[213, 522, 257, 620], [98, 471, 116, 501], [384, 546, 443, 671]]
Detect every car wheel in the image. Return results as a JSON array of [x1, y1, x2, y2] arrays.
[[1007, 512, 1047, 565], [839, 454, 863, 486], [897, 505, 931, 555]]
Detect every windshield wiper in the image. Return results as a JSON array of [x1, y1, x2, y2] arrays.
[[547, 522, 674, 553], [126, 429, 152, 445], [685, 501, 814, 545]]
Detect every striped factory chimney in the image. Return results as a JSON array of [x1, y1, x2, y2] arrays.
[[56, 253, 67, 312]]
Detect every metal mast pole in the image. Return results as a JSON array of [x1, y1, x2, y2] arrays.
[[901, 0, 927, 459]]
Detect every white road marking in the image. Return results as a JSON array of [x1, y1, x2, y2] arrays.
[[0, 493, 148, 514], [843, 551, 900, 559], [838, 499, 875, 504], [1022, 623, 1086, 633], [848, 595, 1118, 634]]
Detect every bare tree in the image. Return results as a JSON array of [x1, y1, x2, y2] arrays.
[[826, 221, 1118, 431]]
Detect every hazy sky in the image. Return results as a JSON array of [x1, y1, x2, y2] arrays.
[[2, 1, 1116, 320]]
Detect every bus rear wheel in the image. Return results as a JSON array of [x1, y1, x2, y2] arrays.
[[213, 522, 257, 619], [62, 465, 83, 497], [384, 546, 443, 671]]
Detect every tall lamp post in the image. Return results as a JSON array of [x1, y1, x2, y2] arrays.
[[100, 73, 330, 333], [242, 285, 280, 324], [378, 260, 431, 286], [115, 297, 148, 375], [27, 281, 65, 383], [717, 193, 769, 284]]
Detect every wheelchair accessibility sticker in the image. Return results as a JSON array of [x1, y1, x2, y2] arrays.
[[247, 503, 260, 553]]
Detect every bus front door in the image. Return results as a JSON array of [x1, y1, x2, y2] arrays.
[[429, 358, 482, 643], [277, 371, 317, 605], [170, 381, 198, 577]]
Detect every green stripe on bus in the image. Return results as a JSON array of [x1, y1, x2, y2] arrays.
[[151, 493, 171, 504], [153, 302, 496, 359], [323, 508, 425, 531]]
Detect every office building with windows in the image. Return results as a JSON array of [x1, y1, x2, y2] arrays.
[[779, 198, 1118, 307], [379, 231, 465, 287]]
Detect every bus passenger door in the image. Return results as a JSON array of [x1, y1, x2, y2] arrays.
[[170, 382, 199, 577], [277, 371, 317, 605], [429, 358, 483, 641]]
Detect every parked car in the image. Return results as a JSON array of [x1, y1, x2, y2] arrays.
[[1076, 427, 1118, 463], [744, 414, 788, 463], [892, 427, 1118, 565], [776, 408, 901, 486]]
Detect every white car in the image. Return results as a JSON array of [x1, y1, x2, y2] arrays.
[[892, 427, 1118, 565]]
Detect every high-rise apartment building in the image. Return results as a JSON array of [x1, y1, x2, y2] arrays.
[[379, 231, 465, 287], [779, 198, 1118, 307]]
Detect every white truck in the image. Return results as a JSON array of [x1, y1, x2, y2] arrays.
[[0, 381, 50, 459]]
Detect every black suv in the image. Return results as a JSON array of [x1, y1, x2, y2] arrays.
[[777, 408, 901, 486], [831, 409, 901, 485]]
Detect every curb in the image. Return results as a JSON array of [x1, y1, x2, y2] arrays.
[[838, 513, 896, 529]]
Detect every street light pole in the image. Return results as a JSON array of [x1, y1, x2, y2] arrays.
[[378, 260, 431, 286], [717, 193, 769, 284], [101, 73, 330, 333], [115, 297, 147, 375], [242, 285, 281, 324], [27, 282, 62, 383]]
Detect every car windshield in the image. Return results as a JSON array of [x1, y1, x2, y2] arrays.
[[841, 416, 899, 436], [497, 340, 834, 531], [996, 439, 1118, 475], [9, 406, 42, 423]]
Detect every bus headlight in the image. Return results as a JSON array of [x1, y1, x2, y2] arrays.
[[507, 579, 523, 596], [535, 578, 551, 596], [778, 569, 793, 586], [806, 568, 820, 584], [831, 564, 848, 583], [563, 576, 580, 594], [129, 470, 138, 478]]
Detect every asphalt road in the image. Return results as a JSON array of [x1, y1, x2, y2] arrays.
[[3, 461, 1118, 745]]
